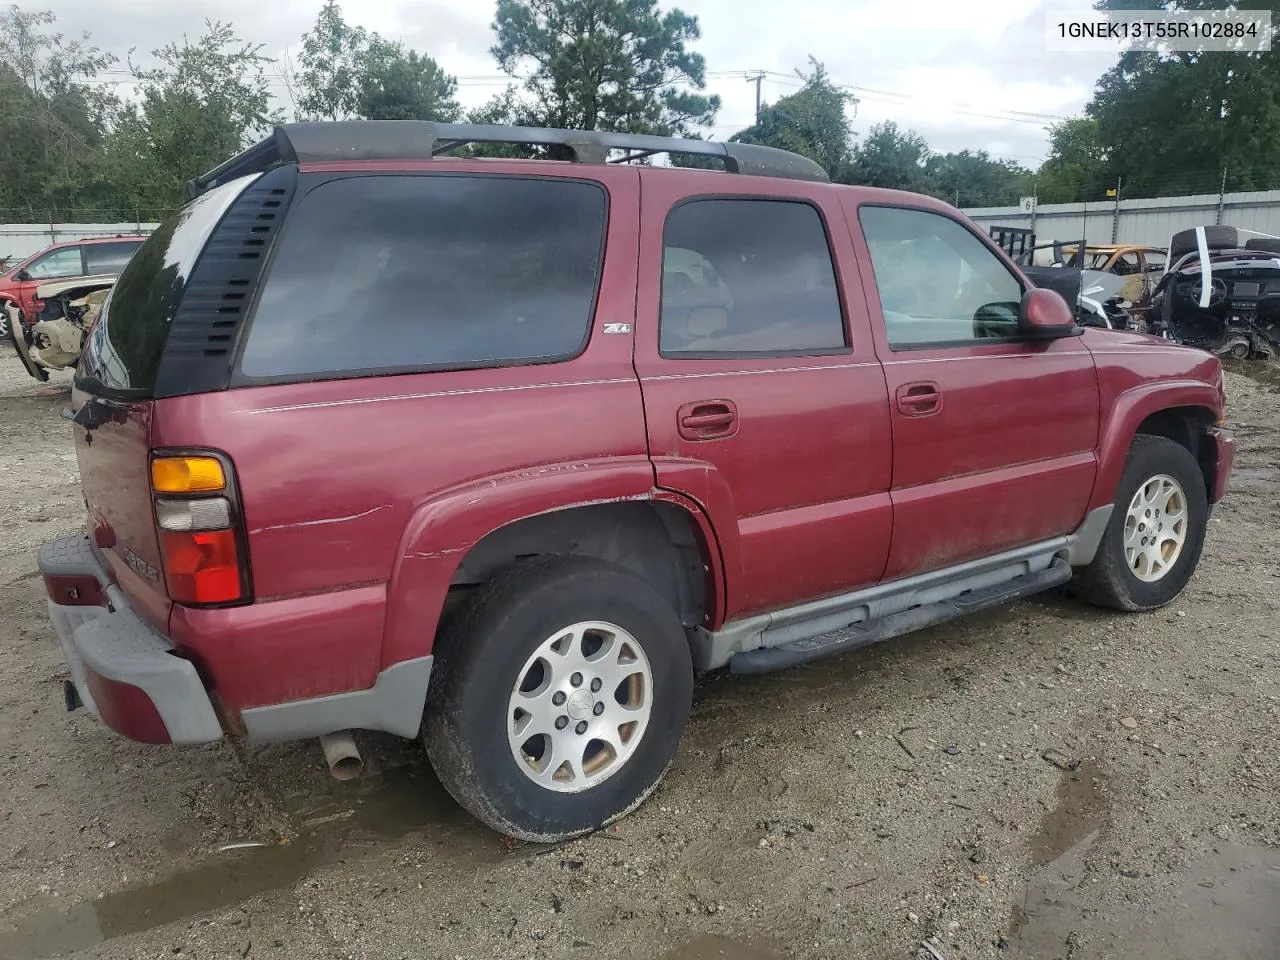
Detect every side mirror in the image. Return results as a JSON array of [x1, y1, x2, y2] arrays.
[[1018, 288, 1078, 340], [15, 269, 31, 281]]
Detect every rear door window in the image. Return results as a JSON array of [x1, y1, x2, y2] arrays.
[[238, 175, 608, 380], [84, 241, 143, 275], [658, 199, 847, 356]]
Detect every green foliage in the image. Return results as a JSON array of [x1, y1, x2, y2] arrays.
[[295, 0, 368, 121], [0, 4, 119, 219], [730, 60, 855, 179], [112, 21, 281, 213], [1033, 117, 1113, 202], [847, 121, 932, 192], [358, 37, 460, 122], [294, 2, 459, 124], [489, 0, 720, 135], [925, 150, 1033, 207]]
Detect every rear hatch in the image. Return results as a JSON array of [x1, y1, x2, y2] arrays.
[[71, 175, 259, 627]]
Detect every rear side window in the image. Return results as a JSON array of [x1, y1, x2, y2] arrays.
[[238, 175, 607, 380], [84, 241, 142, 275], [77, 174, 259, 396], [659, 199, 846, 356]]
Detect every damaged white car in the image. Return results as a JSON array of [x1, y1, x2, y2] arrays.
[[4, 275, 115, 382]]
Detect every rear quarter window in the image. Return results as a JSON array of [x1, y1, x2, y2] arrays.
[[237, 175, 608, 381], [77, 174, 259, 396], [84, 241, 143, 275]]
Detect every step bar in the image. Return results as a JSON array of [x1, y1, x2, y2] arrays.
[[729, 557, 1072, 675], [689, 504, 1113, 674]]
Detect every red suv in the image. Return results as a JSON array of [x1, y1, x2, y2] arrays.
[[0, 235, 145, 335], [38, 122, 1234, 842]]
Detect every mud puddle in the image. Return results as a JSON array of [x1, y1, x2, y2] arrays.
[[1009, 760, 1109, 956], [1010, 760, 1280, 959], [0, 763, 503, 960]]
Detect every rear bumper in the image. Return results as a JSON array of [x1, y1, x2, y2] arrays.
[[39, 534, 432, 744], [38, 535, 222, 744]]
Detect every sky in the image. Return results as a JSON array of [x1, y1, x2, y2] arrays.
[[32, 0, 1120, 168]]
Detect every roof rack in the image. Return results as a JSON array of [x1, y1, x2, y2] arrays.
[[183, 120, 830, 200]]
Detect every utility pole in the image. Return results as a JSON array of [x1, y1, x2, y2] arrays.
[[1110, 176, 1122, 244], [746, 72, 765, 121], [1216, 165, 1227, 226], [1030, 180, 1038, 238]]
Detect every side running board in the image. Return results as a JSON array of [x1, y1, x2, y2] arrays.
[[729, 557, 1072, 675]]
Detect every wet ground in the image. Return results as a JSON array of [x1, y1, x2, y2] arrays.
[[0, 354, 1277, 960]]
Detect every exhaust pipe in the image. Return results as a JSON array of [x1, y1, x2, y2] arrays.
[[319, 731, 363, 781]]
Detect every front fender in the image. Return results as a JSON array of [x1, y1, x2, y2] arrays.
[[380, 456, 659, 669], [1089, 379, 1222, 511]]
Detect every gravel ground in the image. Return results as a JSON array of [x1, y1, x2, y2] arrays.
[[0, 352, 1276, 960]]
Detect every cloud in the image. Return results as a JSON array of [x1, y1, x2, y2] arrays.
[[34, 0, 1119, 165]]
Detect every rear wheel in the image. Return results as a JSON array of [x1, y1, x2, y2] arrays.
[[423, 556, 693, 841], [1071, 435, 1209, 611]]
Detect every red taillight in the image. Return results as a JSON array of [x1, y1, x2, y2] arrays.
[[159, 528, 243, 604]]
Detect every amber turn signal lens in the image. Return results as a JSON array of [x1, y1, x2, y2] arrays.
[[159, 529, 242, 604], [152, 456, 226, 493]]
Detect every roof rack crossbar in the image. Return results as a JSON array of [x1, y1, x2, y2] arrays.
[[430, 138, 471, 156], [183, 120, 829, 200]]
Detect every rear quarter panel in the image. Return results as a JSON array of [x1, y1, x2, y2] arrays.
[[1082, 329, 1225, 509], [152, 163, 652, 697]]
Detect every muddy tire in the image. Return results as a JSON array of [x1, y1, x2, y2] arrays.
[[423, 556, 693, 842], [1071, 436, 1208, 612]]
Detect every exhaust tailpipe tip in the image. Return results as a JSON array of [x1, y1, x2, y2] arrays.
[[319, 731, 363, 781]]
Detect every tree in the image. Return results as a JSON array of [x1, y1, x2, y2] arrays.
[[1083, 0, 1280, 197], [0, 4, 119, 219], [104, 21, 281, 215], [926, 149, 1032, 207], [295, 0, 368, 121], [358, 37, 460, 122], [489, 0, 720, 135], [294, 3, 459, 124], [1035, 117, 1112, 203], [848, 121, 932, 192], [730, 59, 856, 179]]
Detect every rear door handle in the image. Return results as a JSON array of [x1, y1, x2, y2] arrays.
[[677, 400, 738, 440], [896, 382, 942, 416]]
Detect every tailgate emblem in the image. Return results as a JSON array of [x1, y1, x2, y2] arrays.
[[121, 546, 160, 583], [603, 323, 631, 334]]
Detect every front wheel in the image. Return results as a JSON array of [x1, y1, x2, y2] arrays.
[[423, 556, 694, 841], [1071, 435, 1209, 611]]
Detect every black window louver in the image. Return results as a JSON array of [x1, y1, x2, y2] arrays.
[[153, 167, 298, 398]]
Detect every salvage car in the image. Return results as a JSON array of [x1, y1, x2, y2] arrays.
[[1145, 225, 1280, 360], [1055, 243, 1166, 306], [37, 121, 1234, 842], [0, 235, 143, 341], [5, 275, 116, 381]]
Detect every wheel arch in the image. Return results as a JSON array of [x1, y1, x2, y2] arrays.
[[379, 459, 727, 671], [1090, 382, 1223, 511], [1133, 404, 1219, 501]]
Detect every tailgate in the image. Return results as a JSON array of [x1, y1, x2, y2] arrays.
[[70, 385, 170, 628]]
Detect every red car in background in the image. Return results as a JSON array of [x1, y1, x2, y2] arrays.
[[0, 235, 146, 337]]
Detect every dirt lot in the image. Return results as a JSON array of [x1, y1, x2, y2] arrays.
[[0, 352, 1276, 960]]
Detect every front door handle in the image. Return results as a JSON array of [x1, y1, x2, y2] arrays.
[[896, 382, 942, 416], [677, 400, 739, 440]]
